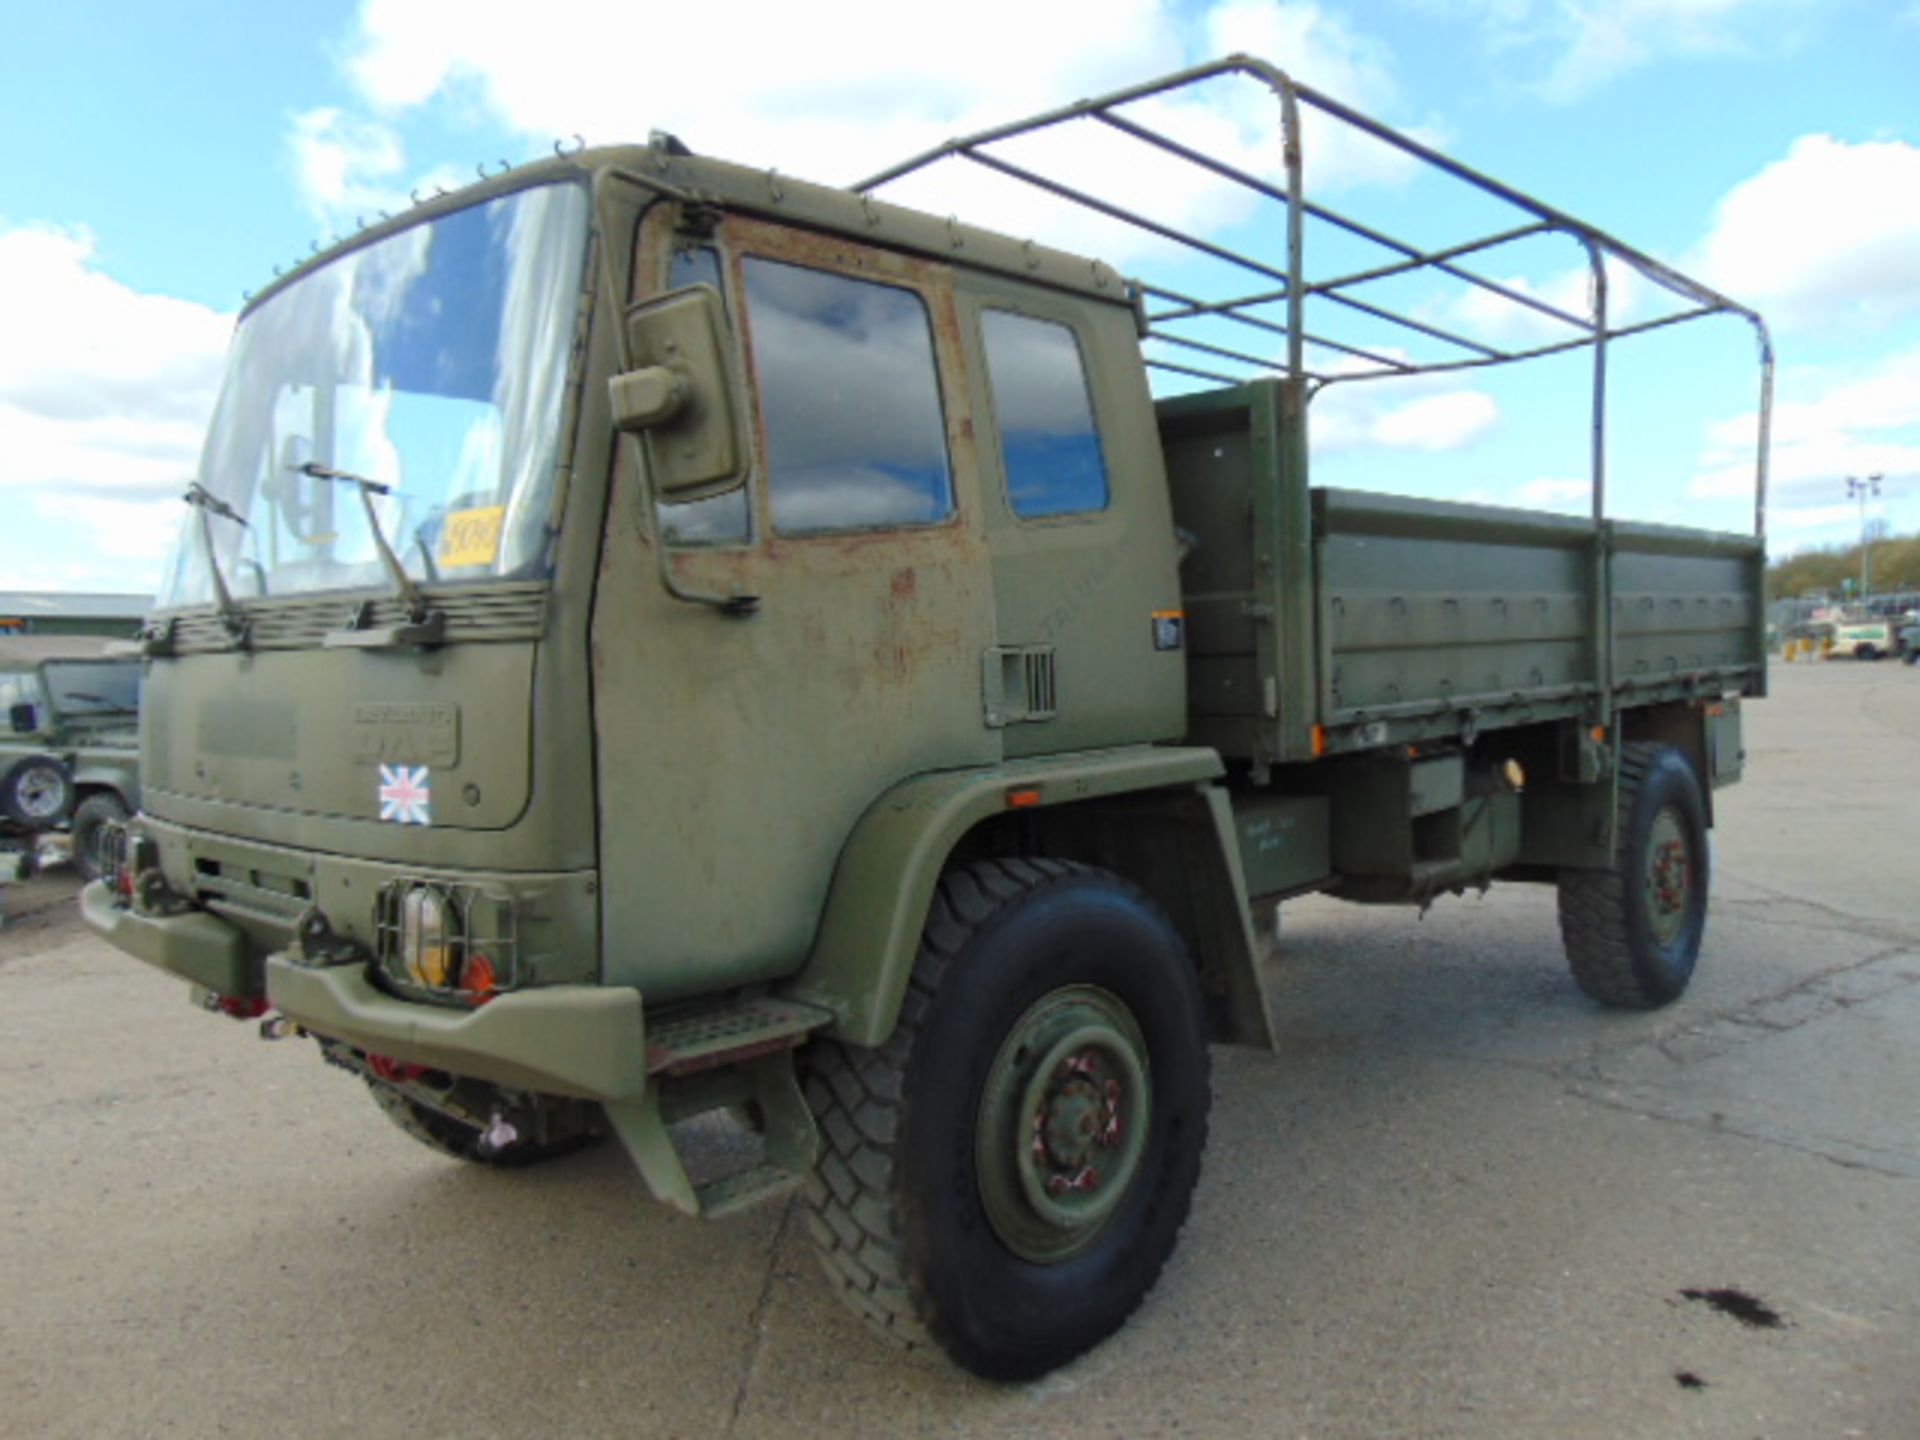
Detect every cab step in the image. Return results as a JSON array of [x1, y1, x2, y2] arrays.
[[695, 1162, 805, 1220], [606, 995, 834, 1220], [646, 995, 833, 1077]]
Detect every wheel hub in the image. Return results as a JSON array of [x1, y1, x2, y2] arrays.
[[1645, 808, 1694, 945], [976, 986, 1152, 1262], [1034, 1053, 1124, 1194], [18, 770, 64, 819]]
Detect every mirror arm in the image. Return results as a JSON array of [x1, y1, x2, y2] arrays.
[[653, 530, 760, 617]]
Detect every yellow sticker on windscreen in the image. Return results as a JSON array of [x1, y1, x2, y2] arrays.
[[438, 505, 505, 568]]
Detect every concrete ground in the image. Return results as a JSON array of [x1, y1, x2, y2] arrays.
[[1, 660, 1915, 1438]]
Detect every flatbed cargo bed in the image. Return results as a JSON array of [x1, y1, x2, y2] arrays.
[[1163, 382, 1764, 771]]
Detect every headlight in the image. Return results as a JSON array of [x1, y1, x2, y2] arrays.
[[399, 886, 454, 987], [376, 880, 516, 1004]]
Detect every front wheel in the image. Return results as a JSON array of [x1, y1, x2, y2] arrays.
[[1557, 742, 1710, 1008], [801, 858, 1212, 1380], [365, 1079, 603, 1167]]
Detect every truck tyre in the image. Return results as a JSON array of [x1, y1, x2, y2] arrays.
[[1, 755, 75, 831], [1557, 742, 1709, 1008], [799, 858, 1212, 1381], [70, 793, 129, 881], [364, 1079, 602, 1168]]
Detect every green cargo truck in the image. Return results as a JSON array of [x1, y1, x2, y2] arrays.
[[86, 58, 1770, 1378]]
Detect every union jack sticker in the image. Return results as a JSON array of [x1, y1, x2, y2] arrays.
[[377, 764, 432, 825]]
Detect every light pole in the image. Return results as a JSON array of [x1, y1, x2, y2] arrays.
[[1846, 473, 1883, 601]]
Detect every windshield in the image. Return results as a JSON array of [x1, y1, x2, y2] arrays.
[[45, 660, 142, 717], [158, 181, 591, 608]]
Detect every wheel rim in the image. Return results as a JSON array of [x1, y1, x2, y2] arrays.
[[17, 768, 64, 820], [1644, 806, 1694, 947], [975, 985, 1151, 1263]]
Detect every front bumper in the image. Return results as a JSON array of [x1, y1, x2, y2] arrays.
[[80, 880, 647, 1101]]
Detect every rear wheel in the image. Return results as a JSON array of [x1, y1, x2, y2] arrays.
[[365, 1079, 603, 1168], [70, 793, 129, 881], [1557, 742, 1710, 1008], [801, 858, 1212, 1380], [1, 755, 74, 830]]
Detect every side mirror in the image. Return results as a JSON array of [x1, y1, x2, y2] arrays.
[[609, 284, 744, 501], [9, 702, 37, 735]]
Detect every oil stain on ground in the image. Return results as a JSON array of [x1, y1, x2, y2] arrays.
[[1680, 1287, 1787, 1329]]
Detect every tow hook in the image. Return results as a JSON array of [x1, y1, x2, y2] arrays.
[[480, 1113, 520, 1155], [201, 992, 269, 1021], [258, 1015, 304, 1041], [366, 1053, 427, 1084]]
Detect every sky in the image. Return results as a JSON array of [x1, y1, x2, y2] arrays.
[[2, 0, 1917, 597]]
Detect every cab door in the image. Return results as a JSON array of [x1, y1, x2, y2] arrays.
[[593, 212, 998, 998], [953, 276, 1188, 759]]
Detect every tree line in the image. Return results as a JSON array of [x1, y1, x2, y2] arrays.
[[1767, 529, 1920, 600]]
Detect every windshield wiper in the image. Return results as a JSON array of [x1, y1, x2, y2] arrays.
[[183, 481, 252, 643], [298, 462, 444, 646], [57, 692, 136, 714]]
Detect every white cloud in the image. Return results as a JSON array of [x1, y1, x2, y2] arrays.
[[330, 0, 1419, 267], [1687, 347, 1920, 549], [0, 223, 228, 592], [1511, 476, 1591, 511], [1442, 250, 1654, 351], [0, 225, 230, 497], [1312, 356, 1501, 452], [1369, 389, 1499, 449], [0, 225, 230, 437], [1202, 0, 1430, 189], [343, 0, 1183, 176], [1537, 0, 1755, 100], [1452, 0, 1808, 102], [32, 493, 183, 566], [289, 107, 410, 230], [1693, 134, 1920, 333]]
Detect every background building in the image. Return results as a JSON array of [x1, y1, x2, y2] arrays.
[[0, 592, 150, 638]]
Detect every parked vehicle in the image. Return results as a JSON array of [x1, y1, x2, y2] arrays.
[[82, 58, 1770, 1378], [1831, 612, 1898, 659], [0, 635, 143, 877]]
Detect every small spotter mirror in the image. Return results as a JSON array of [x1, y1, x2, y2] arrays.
[[610, 284, 743, 500]]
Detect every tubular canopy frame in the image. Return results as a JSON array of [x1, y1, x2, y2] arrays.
[[855, 55, 1773, 538]]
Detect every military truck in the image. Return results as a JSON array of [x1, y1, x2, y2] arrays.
[[84, 58, 1770, 1379], [1, 635, 142, 877]]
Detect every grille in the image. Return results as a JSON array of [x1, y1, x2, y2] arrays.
[[156, 582, 548, 655]]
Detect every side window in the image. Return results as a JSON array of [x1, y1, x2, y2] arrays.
[[657, 245, 749, 545], [2, 672, 42, 720], [667, 246, 722, 291], [740, 257, 952, 536], [980, 309, 1109, 519]]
